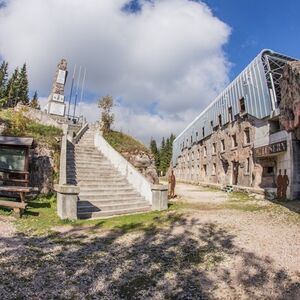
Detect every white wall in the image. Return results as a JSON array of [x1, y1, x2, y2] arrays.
[[94, 132, 153, 204]]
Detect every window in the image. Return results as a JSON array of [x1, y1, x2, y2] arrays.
[[221, 139, 225, 152], [263, 166, 274, 176], [244, 128, 251, 144], [212, 142, 217, 154], [218, 114, 222, 127], [210, 120, 214, 129], [228, 107, 233, 122], [191, 136, 193, 144], [212, 163, 216, 175], [197, 148, 200, 158], [202, 127, 205, 137], [239, 97, 246, 114], [204, 146, 207, 157], [246, 157, 250, 174], [192, 151, 194, 160], [203, 164, 207, 176], [232, 134, 238, 148], [196, 131, 199, 140], [269, 119, 281, 134]]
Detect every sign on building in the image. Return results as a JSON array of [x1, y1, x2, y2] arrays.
[[254, 141, 287, 157]]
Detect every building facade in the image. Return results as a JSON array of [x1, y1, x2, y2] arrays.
[[172, 49, 300, 199]]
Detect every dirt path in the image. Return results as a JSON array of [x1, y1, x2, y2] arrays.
[[0, 184, 299, 299]]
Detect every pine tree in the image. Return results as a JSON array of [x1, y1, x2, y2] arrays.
[[18, 63, 29, 105], [5, 68, 19, 107], [30, 91, 40, 109], [150, 138, 160, 170], [0, 61, 8, 99], [157, 134, 176, 175]]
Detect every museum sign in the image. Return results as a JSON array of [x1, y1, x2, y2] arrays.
[[254, 141, 287, 157]]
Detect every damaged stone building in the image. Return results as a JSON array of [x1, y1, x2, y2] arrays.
[[172, 49, 300, 199]]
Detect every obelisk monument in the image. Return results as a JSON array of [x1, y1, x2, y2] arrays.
[[47, 59, 68, 116]]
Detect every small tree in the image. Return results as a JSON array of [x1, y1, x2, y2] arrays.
[[98, 95, 114, 133], [30, 91, 40, 109], [150, 138, 160, 170]]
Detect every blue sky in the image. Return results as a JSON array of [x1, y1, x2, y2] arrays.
[[0, 0, 299, 143], [203, 0, 300, 79]]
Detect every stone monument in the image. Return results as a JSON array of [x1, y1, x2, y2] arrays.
[[47, 59, 68, 117]]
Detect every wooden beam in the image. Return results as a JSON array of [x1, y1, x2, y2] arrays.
[[0, 200, 26, 209]]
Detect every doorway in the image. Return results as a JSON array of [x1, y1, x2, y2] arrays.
[[232, 161, 239, 185]]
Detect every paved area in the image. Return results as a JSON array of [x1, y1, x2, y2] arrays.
[[0, 183, 299, 299]]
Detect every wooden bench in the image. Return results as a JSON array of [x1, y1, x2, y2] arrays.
[[0, 169, 32, 217]]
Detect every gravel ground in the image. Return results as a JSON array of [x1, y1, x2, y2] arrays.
[[0, 183, 299, 299]]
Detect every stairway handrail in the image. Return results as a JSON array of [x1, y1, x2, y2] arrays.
[[59, 124, 68, 185], [73, 122, 89, 144], [94, 131, 153, 204]]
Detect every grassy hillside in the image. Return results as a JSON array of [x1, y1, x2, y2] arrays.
[[104, 130, 150, 154], [0, 108, 62, 151]]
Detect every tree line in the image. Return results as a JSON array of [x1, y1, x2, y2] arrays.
[[0, 61, 40, 109], [150, 134, 176, 176]]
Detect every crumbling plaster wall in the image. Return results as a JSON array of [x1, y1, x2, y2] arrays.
[[280, 60, 300, 139], [175, 117, 260, 187]]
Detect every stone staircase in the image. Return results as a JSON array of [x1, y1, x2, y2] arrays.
[[67, 128, 151, 219]]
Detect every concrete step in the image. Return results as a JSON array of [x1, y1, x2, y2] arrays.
[[77, 180, 128, 186], [76, 177, 127, 182], [74, 161, 114, 169], [77, 205, 151, 219], [79, 183, 128, 189], [78, 201, 150, 212], [79, 190, 139, 197], [67, 167, 116, 173], [78, 198, 146, 206], [76, 173, 120, 178], [72, 158, 106, 163], [79, 187, 136, 194], [78, 193, 142, 201]]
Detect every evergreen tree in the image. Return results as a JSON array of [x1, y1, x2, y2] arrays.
[[150, 138, 160, 170], [30, 91, 40, 109], [158, 134, 176, 176], [0, 61, 8, 99], [18, 63, 29, 105], [5, 67, 19, 107]]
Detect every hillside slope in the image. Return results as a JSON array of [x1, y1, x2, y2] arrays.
[[104, 130, 159, 184]]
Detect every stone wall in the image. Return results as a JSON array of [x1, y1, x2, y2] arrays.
[[14, 103, 64, 129], [120, 151, 159, 184], [174, 117, 256, 187], [29, 145, 58, 194]]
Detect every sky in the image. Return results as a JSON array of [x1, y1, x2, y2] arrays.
[[0, 0, 299, 145]]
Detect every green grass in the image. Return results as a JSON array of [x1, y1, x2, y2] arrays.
[[104, 130, 150, 154], [2, 194, 185, 236], [0, 108, 62, 150]]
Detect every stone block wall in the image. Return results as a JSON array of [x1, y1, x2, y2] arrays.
[[174, 117, 256, 187]]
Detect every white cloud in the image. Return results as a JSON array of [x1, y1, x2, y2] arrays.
[[0, 0, 231, 144]]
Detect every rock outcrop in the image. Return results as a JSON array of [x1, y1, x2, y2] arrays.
[[280, 61, 300, 139], [121, 150, 159, 184]]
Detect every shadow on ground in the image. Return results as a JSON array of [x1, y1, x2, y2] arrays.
[[0, 214, 299, 299]]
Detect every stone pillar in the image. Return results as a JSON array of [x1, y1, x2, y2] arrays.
[[54, 184, 79, 220], [151, 184, 168, 211]]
